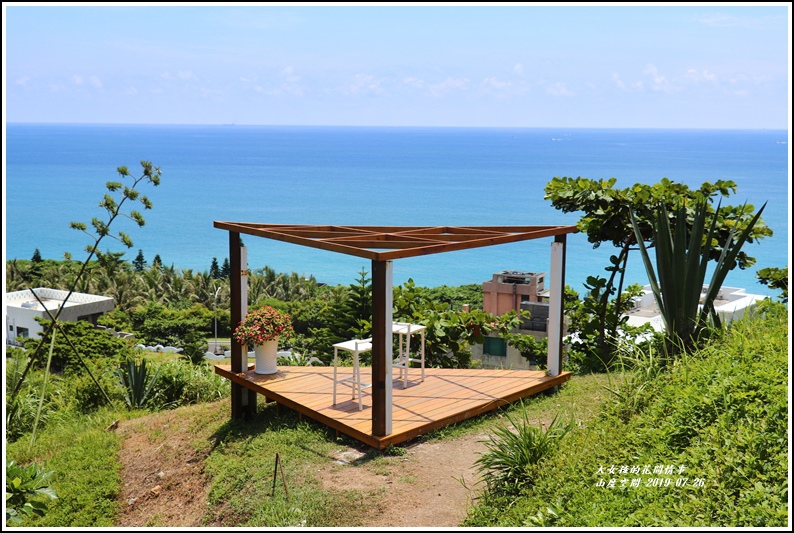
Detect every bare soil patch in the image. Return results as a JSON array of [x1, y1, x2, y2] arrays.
[[114, 405, 490, 528], [115, 409, 217, 527]]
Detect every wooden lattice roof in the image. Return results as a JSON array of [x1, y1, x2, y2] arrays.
[[213, 222, 578, 261]]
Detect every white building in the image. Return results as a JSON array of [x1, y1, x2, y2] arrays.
[[5, 288, 115, 344], [623, 285, 767, 332]]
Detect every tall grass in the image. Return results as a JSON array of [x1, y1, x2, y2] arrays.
[[474, 409, 573, 496]]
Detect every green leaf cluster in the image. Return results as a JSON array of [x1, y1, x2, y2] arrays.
[[756, 266, 788, 303], [70, 161, 161, 254], [5, 460, 58, 525], [544, 176, 772, 372]]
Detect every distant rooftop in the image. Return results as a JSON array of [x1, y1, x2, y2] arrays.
[[6, 288, 114, 312], [488, 270, 546, 285], [623, 285, 767, 332]]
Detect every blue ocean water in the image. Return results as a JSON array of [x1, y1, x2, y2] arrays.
[[4, 124, 790, 297]]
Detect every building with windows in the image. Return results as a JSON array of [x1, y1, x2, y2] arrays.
[[5, 288, 115, 344], [475, 270, 562, 370], [482, 270, 547, 316]]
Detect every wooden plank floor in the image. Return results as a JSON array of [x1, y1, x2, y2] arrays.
[[214, 364, 571, 449]]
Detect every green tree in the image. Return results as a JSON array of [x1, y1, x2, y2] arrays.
[[31, 248, 43, 263], [20, 320, 131, 373], [132, 249, 147, 272], [209, 257, 221, 279], [220, 257, 231, 279], [330, 268, 373, 346], [544, 176, 771, 368], [9, 161, 161, 445]]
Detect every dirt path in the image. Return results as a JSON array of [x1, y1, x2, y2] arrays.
[[321, 435, 489, 527], [115, 408, 490, 528]]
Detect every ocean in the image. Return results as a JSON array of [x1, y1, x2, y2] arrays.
[[3, 124, 790, 298]]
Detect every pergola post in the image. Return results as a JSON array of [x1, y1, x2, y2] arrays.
[[547, 235, 567, 377], [371, 260, 393, 436], [229, 233, 256, 419]]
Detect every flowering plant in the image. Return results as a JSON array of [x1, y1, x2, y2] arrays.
[[233, 305, 294, 345]]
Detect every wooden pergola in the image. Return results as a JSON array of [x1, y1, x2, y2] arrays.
[[214, 223, 578, 437]]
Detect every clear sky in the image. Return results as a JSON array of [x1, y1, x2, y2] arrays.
[[3, 3, 791, 129]]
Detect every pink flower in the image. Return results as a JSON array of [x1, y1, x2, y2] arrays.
[[233, 305, 294, 345]]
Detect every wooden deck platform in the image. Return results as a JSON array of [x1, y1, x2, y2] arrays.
[[214, 364, 571, 449]]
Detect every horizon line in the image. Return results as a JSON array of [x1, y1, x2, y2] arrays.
[[5, 121, 789, 132]]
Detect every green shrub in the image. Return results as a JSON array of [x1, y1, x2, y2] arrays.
[[5, 353, 67, 443], [474, 409, 573, 496], [147, 360, 230, 409], [66, 371, 125, 413]]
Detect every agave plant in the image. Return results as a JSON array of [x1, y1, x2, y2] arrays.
[[630, 199, 766, 355], [116, 358, 162, 409]]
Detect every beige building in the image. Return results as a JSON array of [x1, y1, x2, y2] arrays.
[[482, 270, 547, 316], [476, 271, 558, 370]]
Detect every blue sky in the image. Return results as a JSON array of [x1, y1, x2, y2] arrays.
[[3, 3, 791, 128]]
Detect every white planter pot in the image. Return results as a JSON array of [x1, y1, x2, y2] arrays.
[[254, 339, 279, 374]]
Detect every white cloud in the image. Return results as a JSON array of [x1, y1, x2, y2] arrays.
[[614, 72, 644, 91], [685, 69, 718, 83], [71, 74, 103, 89], [482, 77, 511, 90], [403, 77, 425, 89], [16, 76, 30, 86], [280, 66, 301, 83], [429, 77, 468, 96], [643, 64, 678, 93], [644, 64, 665, 85], [346, 73, 385, 95], [514, 63, 524, 76], [125, 87, 138, 96], [546, 81, 573, 96]]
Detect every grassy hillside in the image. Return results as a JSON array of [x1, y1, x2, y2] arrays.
[[465, 300, 789, 527]]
